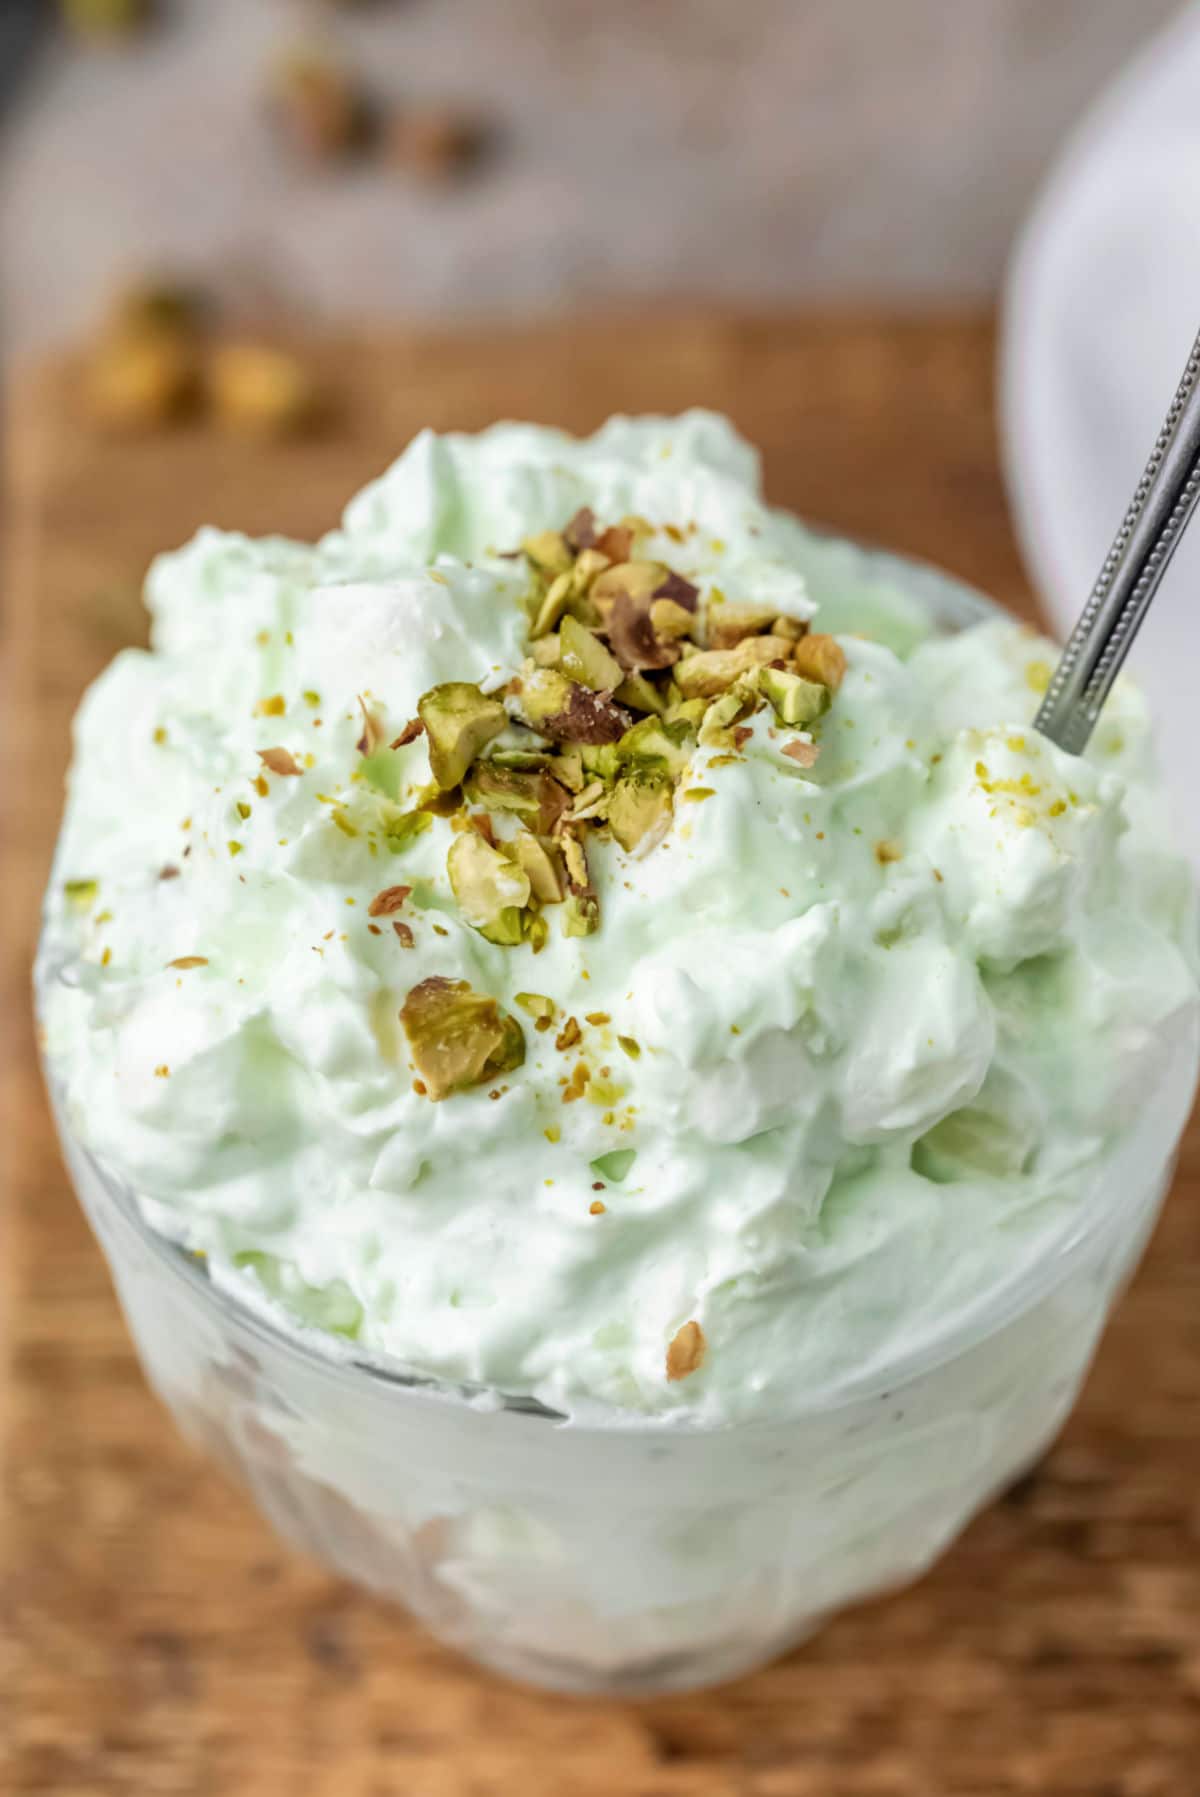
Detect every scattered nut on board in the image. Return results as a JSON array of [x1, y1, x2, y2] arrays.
[[269, 51, 371, 161], [80, 281, 320, 441], [384, 107, 490, 181], [82, 282, 206, 432], [209, 344, 317, 438], [84, 333, 199, 432]]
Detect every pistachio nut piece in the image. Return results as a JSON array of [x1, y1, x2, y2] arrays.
[[614, 672, 669, 715], [400, 976, 525, 1100], [673, 635, 794, 700], [515, 667, 631, 745], [464, 762, 572, 834], [590, 560, 670, 612], [559, 614, 625, 692], [447, 832, 531, 946], [522, 530, 573, 576], [615, 715, 695, 778], [608, 774, 674, 853], [512, 831, 565, 903], [563, 893, 600, 937], [705, 600, 785, 650], [417, 682, 507, 790], [792, 632, 847, 692], [760, 665, 830, 727]]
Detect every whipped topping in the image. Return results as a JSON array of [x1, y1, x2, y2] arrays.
[[39, 413, 1200, 1423]]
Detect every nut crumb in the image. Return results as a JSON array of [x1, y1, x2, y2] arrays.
[[257, 746, 302, 778], [666, 1320, 707, 1382], [368, 884, 412, 917]]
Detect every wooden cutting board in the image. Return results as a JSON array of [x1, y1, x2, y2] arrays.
[[3, 314, 1199, 1797]]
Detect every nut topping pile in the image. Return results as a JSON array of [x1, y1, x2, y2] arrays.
[[408, 508, 844, 956]]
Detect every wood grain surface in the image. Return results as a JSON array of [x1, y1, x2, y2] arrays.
[[2, 314, 1198, 1796]]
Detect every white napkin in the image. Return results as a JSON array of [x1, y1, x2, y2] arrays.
[[1001, 0, 1200, 863]]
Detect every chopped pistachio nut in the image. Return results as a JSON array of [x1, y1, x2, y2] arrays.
[[515, 667, 631, 745], [615, 672, 668, 715], [382, 808, 433, 853], [64, 878, 100, 911], [792, 632, 847, 692], [465, 762, 571, 835], [514, 991, 557, 1024], [608, 775, 673, 853], [418, 682, 507, 790], [698, 679, 761, 748], [615, 715, 694, 778], [447, 833, 531, 946], [590, 1148, 637, 1184], [563, 894, 600, 937], [760, 666, 829, 727], [590, 560, 669, 612], [571, 548, 611, 595], [522, 529, 574, 577], [648, 597, 696, 642], [399, 976, 525, 1101], [530, 570, 574, 639], [559, 614, 624, 692], [675, 636, 795, 700], [706, 600, 786, 649], [512, 831, 565, 903]]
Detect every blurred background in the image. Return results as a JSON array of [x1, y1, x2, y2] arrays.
[[0, 0, 1183, 359]]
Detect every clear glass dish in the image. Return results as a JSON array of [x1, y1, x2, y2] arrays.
[[38, 539, 1196, 1696]]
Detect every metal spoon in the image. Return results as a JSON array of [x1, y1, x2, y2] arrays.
[[1035, 326, 1200, 755]]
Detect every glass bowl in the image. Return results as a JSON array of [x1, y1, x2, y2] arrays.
[[37, 538, 1197, 1696]]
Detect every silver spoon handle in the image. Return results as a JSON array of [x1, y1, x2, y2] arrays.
[[1035, 326, 1200, 755]]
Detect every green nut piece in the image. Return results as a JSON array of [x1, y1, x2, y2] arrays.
[[674, 636, 794, 700], [614, 715, 694, 778], [522, 530, 574, 576], [530, 570, 574, 638], [608, 775, 674, 853], [563, 893, 600, 938], [400, 975, 526, 1100], [464, 762, 571, 835], [447, 832, 531, 946], [760, 666, 830, 727], [615, 672, 668, 715], [590, 560, 669, 611], [559, 614, 624, 692], [571, 548, 612, 596], [705, 600, 787, 650], [417, 682, 507, 791], [512, 665, 574, 729], [580, 741, 621, 782], [382, 808, 434, 854], [515, 666, 631, 745], [664, 695, 708, 731], [512, 831, 565, 903]]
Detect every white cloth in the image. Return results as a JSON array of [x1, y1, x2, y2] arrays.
[[1002, 0, 1200, 862]]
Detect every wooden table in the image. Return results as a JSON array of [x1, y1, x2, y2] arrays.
[[3, 315, 1198, 1796]]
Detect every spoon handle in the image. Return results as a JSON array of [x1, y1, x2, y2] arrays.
[[1035, 326, 1200, 755]]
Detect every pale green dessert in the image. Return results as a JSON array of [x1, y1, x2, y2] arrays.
[[39, 414, 1199, 1422]]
